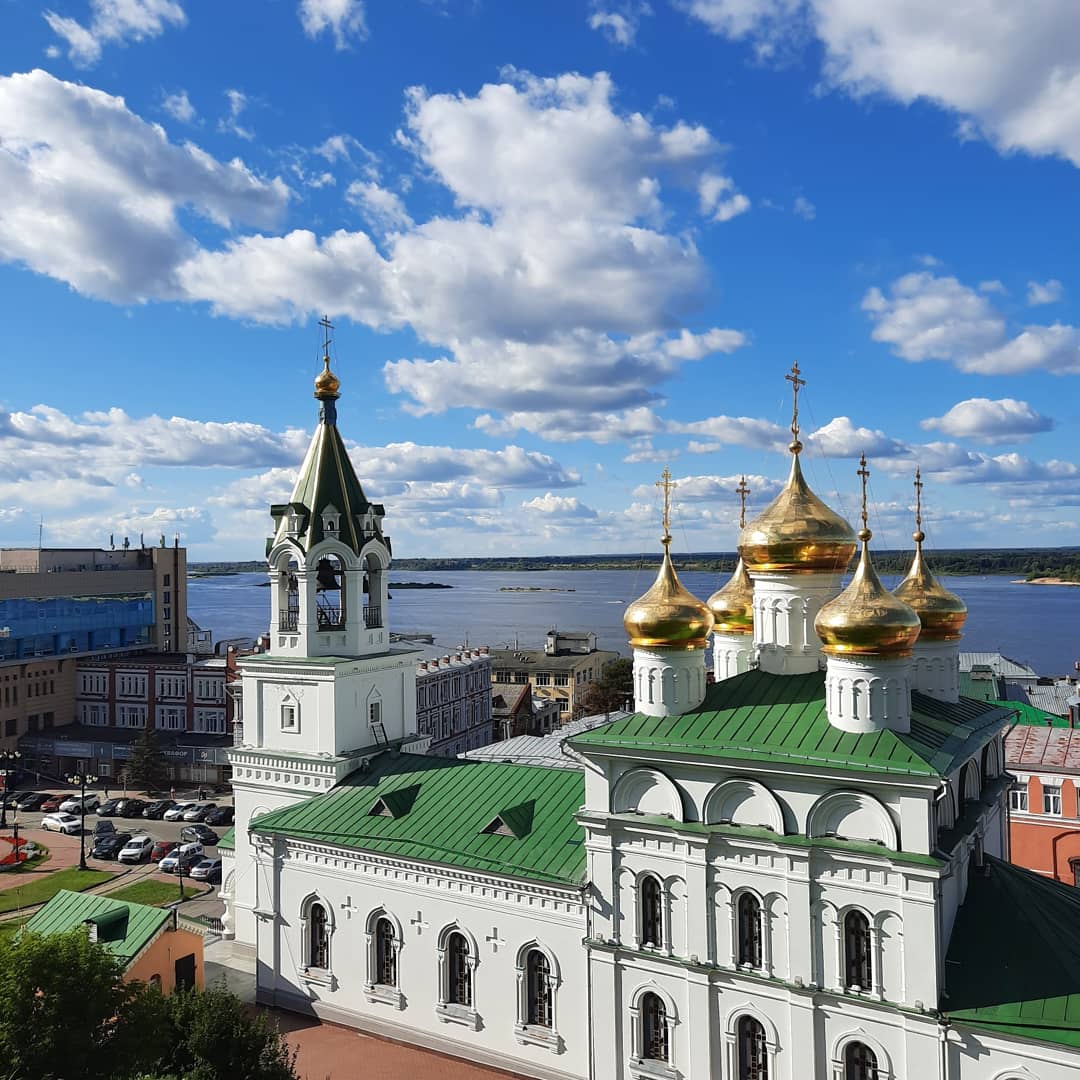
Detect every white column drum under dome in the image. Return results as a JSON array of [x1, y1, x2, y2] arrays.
[[910, 638, 961, 702], [750, 571, 841, 676], [713, 633, 756, 681], [824, 653, 912, 733], [633, 646, 709, 717]]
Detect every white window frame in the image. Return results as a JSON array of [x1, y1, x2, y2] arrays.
[[281, 696, 300, 733], [1009, 784, 1028, 812], [514, 942, 562, 1052], [435, 925, 480, 1030], [364, 909, 405, 1009], [1044, 784, 1062, 815]]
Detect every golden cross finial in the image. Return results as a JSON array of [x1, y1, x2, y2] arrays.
[[736, 475, 750, 530], [319, 314, 334, 358], [656, 467, 676, 543], [857, 452, 871, 536], [914, 466, 923, 531], [785, 361, 806, 446]]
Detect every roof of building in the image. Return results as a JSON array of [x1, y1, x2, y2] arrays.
[[488, 648, 619, 672], [250, 752, 587, 887], [959, 652, 1039, 680], [571, 668, 1009, 779], [958, 671, 1006, 702], [217, 827, 235, 850], [25, 889, 172, 965], [944, 856, 1080, 1048], [1025, 683, 1076, 717], [461, 711, 629, 770], [1006, 725, 1080, 772], [1000, 699, 1068, 729]]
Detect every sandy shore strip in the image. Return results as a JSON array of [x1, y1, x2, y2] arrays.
[[1012, 577, 1080, 586]]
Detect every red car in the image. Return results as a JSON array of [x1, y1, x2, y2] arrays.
[[40, 794, 74, 813], [150, 839, 179, 862]]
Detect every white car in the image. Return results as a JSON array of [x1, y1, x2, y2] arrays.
[[117, 835, 155, 863], [182, 803, 216, 821], [158, 841, 203, 874], [163, 803, 195, 821], [41, 812, 81, 835], [59, 794, 99, 814]]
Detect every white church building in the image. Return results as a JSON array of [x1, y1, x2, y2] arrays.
[[219, 355, 1080, 1080]]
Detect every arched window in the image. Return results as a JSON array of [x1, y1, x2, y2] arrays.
[[737, 893, 763, 968], [448, 931, 472, 1007], [844, 1041, 879, 1080], [641, 992, 668, 1062], [526, 950, 553, 1028], [309, 903, 329, 970], [640, 876, 663, 948], [375, 917, 397, 987], [737, 1015, 768, 1079], [844, 910, 872, 991]]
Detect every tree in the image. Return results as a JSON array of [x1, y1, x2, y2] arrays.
[[0, 927, 143, 1080], [579, 657, 634, 715], [128, 725, 171, 794]]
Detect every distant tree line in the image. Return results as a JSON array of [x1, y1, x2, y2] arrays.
[[191, 548, 1080, 579]]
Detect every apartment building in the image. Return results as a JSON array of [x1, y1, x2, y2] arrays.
[[0, 542, 186, 752], [414, 645, 494, 757]]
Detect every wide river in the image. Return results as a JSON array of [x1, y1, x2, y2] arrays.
[[188, 568, 1080, 678]]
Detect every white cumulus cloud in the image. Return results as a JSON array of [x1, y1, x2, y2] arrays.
[[298, 0, 368, 49], [921, 397, 1054, 444], [44, 0, 186, 67], [1027, 278, 1064, 306]]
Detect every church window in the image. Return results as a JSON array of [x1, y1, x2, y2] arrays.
[[1072, 859, 1080, 888], [526, 950, 553, 1028], [737, 1015, 768, 1079], [375, 918, 397, 987], [1009, 784, 1028, 812], [369, 700, 382, 727], [640, 876, 663, 948], [844, 1041, 879, 1080], [1044, 784, 1062, 815], [641, 992, 668, 1062], [281, 701, 299, 731], [844, 910, 872, 990], [447, 932, 472, 1007], [308, 903, 329, 970], [737, 893, 763, 968]]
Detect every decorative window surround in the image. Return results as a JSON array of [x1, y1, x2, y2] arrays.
[[365, 982, 404, 1009], [628, 1058, 679, 1080], [435, 1001, 480, 1029], [514, 1023, 564, 1052]]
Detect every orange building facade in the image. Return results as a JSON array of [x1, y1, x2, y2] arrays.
[[126, 922, 205, 993], [1006, 724, 1080, 884]]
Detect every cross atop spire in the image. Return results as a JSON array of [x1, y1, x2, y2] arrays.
[[736, 475, 750, 530], [656, 467, 676, 544], [785, 361, 806, 450], [319, 314, 334, 358], [857, 452, 871, 541], [913, 466, 926, 545]]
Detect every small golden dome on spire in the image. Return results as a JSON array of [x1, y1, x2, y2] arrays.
[[738, 364, 856, 574], [708, 476, 753, 634], [624, 468, 714, 650], [815, 455, 921, 657], [894, 468, 967, 640], [314, 354, 340, 399]]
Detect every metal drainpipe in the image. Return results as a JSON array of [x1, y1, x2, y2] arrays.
[[584, 880, 596, 1080], [938, 1019, 951, 1080]]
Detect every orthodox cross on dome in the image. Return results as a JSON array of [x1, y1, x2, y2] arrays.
[[319, 313, 334, 357], [857, 452, 871, 541], [656, 466, 676, 544], [736, 475, 750, 530], [913, 466, 926, 545], [785, 361, 806, 449]]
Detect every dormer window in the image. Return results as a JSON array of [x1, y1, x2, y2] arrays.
[[287, 513, 303, 536], [322, 503, 341, 536]]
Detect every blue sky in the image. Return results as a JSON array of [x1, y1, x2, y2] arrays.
[[1, 0, 1079, 560]]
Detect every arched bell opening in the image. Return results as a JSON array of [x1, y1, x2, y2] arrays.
[[315, 552, 347, 630], [363, 551, 386, 629], [275, 554, 301, 632]]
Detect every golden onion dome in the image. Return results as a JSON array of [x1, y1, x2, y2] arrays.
[[707, 558, 754, 635], [314, 355, 341, 399], [893, 471, 967, 641], [739, 447, 857, 574], [624, 539, 715, 650]]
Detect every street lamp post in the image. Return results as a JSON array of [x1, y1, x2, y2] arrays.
[[0, 750, 21, 829], [65, 772, 99, 873]]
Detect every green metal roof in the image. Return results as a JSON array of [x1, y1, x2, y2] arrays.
[[996, 699, 1068, 728], [216, 827, 235, 850], [571, 669, 1009, 779], [250, 753, 587, 886], [958, 671, 1005, 702], [25, 889, 171, 965], [944, 856, 1080, 1048]]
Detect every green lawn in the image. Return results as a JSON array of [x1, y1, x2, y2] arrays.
[[0, 868, 115, 914], [105, 878, 202, 906]]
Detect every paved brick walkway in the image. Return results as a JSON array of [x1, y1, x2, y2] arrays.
[[263, 1010, 526, 1080], [0, 827, 83, 890]]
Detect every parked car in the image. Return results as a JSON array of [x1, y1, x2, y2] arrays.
[[117, 798, 148, 818], [142, 799, 177, 820], [16, 792, 49, 811], [158, 842, 203, 874], [150, 839, 179, 862], [59, 794, 99, 814], [118, 835, 155, 864], [40, 794, 74, 813], [41, 812, 82, 835], [91, 832, 132, 859], [203, 805, 234, 826], [182, 803, 217, 822], [189, 857, 222, 884], [180, 824, 219, 846], [163, 803, 195, 822], [92, 819, 117, 838], [96, 798, 121, 816]]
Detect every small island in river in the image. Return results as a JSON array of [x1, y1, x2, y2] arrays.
[[500, 586, 576, 593]]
